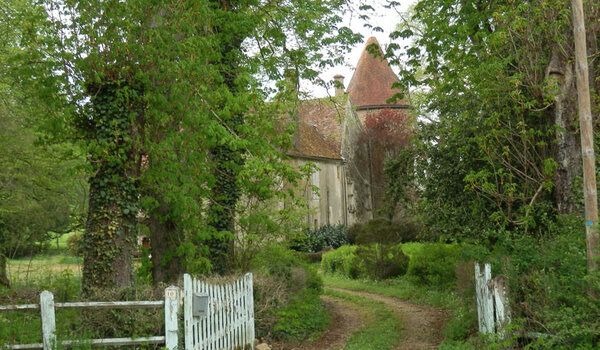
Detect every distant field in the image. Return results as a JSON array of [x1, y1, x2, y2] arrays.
[[7, 231, 83, 286]]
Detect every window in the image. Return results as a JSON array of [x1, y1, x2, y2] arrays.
[[311, 170, 319, 199]]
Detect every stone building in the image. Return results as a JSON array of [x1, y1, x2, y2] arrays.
[[287, 37, 410, 228]]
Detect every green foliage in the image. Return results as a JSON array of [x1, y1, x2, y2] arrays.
[[405, 243, 465, 288], [356, 243, 409, 280], [321, 243, 409, 280], [320, 245, 363, 279], [272, 290, 330, 341], [66, 233, 84, 257], [345, 223, 363, 245], [492, 217, 600, 348], [252, 245, 328, 342], [8, 0, 363, 285], [354, 218, 403, 245], [384, 0, 600, 242], [291, 224, 348, 253]]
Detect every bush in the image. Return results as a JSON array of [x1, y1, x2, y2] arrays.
[[355, 218, 402, 245], [493, 217, 600, 348], [356, 243, 409, 280], [406, 243, 464, 288], [66, 232, 84, 256], [252, 244, 328, 342], [291, 224, 347, 253], [321, 245, 363, 278], [345, 223, 363, 244]]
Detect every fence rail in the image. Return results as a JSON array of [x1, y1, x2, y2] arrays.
[[2, 274, 255, 350], [184, 273, 254, 350], [0, 287, 179, 350]]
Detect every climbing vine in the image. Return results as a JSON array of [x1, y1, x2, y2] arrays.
[[80, 80, 143, 291]]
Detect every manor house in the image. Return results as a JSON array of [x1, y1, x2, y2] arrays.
[[287, 37, 410, 228]]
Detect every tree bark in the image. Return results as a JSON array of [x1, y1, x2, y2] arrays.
[[547, 48, 581, 214], [571, 0, 599, 272], [81, 81, 142, 292], [0, 253, 9, 287], [148, 200, 183, 284]]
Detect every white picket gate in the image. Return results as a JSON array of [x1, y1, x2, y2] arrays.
[[183, 273, 255, 350]]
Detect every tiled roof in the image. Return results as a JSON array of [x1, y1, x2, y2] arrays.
[[346, 37, 408, 108], [296, 98, 345, 153], [288, 120, 341, 160]]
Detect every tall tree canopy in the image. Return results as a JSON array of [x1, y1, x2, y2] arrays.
[[388, 0, 599, 241], [10, 0, 362, 289]]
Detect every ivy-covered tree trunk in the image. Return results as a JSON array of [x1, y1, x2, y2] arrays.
[[208, 143, 243, 273], [81, 81, 142, 292], [206, 1, 246, 274], [547, 48, 582, 215], [147, 200, 183, 284]]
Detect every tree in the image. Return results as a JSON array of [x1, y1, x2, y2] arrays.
[[359, 108, 412, 217], [387, 0, 599, 239], [0, 0, 86, 287], [14, 0, 362, 289]]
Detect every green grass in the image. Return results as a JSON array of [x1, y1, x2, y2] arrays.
[[325, 288, 402, 350], [8, 252, 82, 285], [321, 274, 478, 345]]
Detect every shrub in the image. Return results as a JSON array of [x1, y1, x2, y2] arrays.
[[66, 232, 84, 256], [321, 245, 363, 278], [355, 218, 402, 245], [291, 224, 348, 253], [356, 243, 409, 280], [406, 243, 464, 288], [494, 218, 600, 348], [345, 223, 363, 244], [252, 244, 328, 342]]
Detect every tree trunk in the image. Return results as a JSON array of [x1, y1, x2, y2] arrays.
[[148, 200, 183, 285], [547, 48, 581, 215], [0, 253, 9, 287], [208, 144, 241, 274], [81, 81, 142, 293], [82, 179, 137, 292]]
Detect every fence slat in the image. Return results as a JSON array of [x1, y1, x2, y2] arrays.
[[184, 274, 254, 350]]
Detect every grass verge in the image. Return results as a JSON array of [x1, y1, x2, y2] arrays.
[[322, 274, 477, 346], [325, 288, 401, 350]]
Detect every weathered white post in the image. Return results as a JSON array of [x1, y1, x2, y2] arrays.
[[475, 263, 494, 334], [40, 290, 56, 350], [165, 286, 180, 350], [184, 274, 194, 350]]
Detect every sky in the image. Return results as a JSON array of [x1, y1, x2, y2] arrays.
[[310, 0, 412, 98]]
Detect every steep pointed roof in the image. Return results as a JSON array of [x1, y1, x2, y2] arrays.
[[347, 37, 408, 108]]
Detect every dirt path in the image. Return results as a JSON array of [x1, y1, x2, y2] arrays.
[[271, 295, 366, 350], [327, 287, 448, 350]]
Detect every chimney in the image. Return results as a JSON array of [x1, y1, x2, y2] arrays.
[[333, 74, 345, 98]]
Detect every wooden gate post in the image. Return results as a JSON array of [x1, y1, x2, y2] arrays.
[[475, 263, 494, 334], [40, 290, 56, 350], [184, 274, 194, 350], [165, 286, 180, 350]]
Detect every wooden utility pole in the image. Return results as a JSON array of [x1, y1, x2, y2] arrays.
[[571, 0, 599, 272]]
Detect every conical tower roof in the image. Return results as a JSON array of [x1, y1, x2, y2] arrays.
[[347, 37, 407, 108]]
